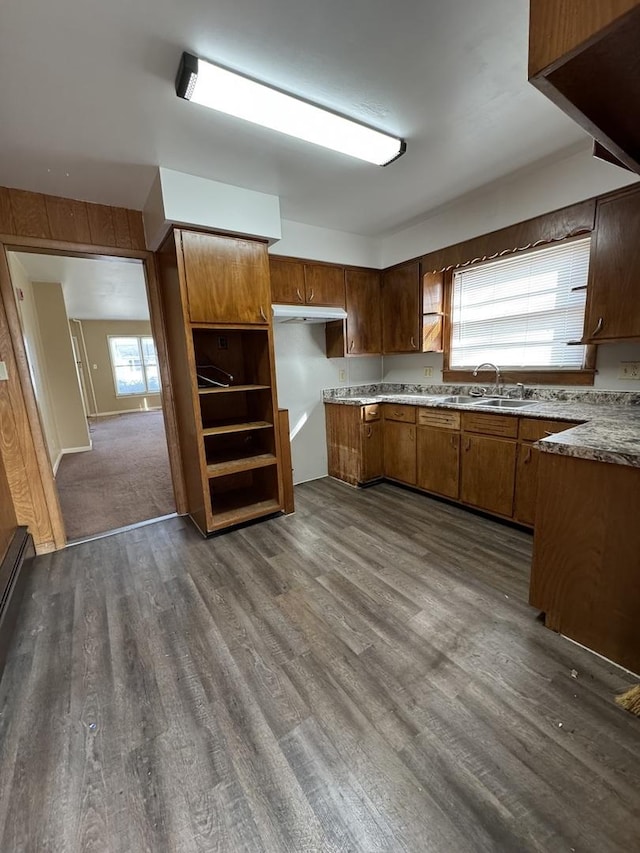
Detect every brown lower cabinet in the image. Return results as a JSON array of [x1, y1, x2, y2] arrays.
[[326, 404, 579, 528], [531, 453, 640, 674], [325, 404, 382, 486], [417, 427, 460, 499], [460, 434, 517, 518], [383, 421, 417, 485], [514, 443, 540, 525]]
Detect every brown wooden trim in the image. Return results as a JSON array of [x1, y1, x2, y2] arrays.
[[0, 247, 63, 550], [443, 368, 596, 387], [0, 233, 186, 550], [278, 409, 295, 514], [140, 253, 187, 515], [420, 200, 596, 275]]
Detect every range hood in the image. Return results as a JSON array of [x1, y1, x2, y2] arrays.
[[272, 304, 347, 324]]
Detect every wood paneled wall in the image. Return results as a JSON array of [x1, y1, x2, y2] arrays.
[[0, 187, 146, 250]]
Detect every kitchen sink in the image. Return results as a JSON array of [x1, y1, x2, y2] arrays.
[[473, 398, 534, 409], [441, 395, 478, 404]]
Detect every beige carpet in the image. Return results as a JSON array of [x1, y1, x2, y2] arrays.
[[56, 411, 175, 541]]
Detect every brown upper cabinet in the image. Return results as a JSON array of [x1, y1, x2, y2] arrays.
[[269, 257, 345, 307], [529, 0, 640, 174], [582, 186, 640, 342], [382, 262, 444, 354], [382, 262, 421, 353], [180, 230, 271, 324], [326, 268, 382, 357]]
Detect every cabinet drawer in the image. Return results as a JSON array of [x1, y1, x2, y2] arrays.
[[418, 408, 460, 430], [518, 418, 578, 442], [462, 412, 518, 438], [383, 404, 416, 423], [362, 404, 381, 422]]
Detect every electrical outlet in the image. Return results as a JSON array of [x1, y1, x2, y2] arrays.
[[424, 366, 433, 378], [0, 361, 8, 381], [618, 361, 640, 380], [338, 368, 347, 382]]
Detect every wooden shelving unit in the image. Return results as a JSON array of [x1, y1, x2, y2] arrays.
[[201, 421, 273, 437], [157, 229, 284, 535]]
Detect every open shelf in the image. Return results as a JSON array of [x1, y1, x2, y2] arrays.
[[210, 496, 281, 530], [198, 384, 270, 395], [206, 452, 277, 478], [208, 465, 281, 529], [201, 420, 272, 437]]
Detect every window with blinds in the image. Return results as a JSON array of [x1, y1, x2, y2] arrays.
[[450, 237, 590, 370]]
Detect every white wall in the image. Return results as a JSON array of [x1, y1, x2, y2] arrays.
[[382, 344, 640, 392], [32, 282, 91, 453], [271, 219, 380, 268], [8, 255, 63, 468], [274, 324, 381, 483], [380, 144, 639, 268]]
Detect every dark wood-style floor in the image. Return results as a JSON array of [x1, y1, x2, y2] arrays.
[[0, 479, 638, 852]]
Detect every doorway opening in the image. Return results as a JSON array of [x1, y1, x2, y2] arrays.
[[6, 250, 176, 543]]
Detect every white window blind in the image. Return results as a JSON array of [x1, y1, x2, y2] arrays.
[[450, 237, 590, 370]]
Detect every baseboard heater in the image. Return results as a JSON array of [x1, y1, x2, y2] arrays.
[[0, 528, 34, 678]]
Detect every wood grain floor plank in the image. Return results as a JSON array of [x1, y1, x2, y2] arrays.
[[0, 480, 637, 851]]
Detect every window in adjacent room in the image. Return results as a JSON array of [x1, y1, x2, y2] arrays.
[[449, 237, 590, 370], [108, 335, 160, 396]]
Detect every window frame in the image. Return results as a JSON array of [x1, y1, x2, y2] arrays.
[[107, 334, 161, 398], [440, 241, 597, 387]]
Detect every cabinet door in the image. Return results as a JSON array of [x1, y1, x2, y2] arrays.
[[382, 262, 420, 353], [325, 404, 360, 486], [514, 443, 540, 526], [383, 421, 416, 485], [460, 435, 516, 517], [270, 258, 305, 305], [181, 231, 271, 324], [345, 269, 381, 354], [360, 421, 383, 483], [304, 264, 345, 307], [417, 427, 460, 499], [583, 188, 640, 341]]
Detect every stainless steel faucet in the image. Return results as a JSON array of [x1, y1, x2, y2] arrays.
[[473, 362, 502, 396]]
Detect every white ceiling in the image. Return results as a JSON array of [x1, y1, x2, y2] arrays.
[[11, 252, 149, 321], [0, 0, 586, 237]]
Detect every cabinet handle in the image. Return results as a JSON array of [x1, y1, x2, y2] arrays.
[[464, 438, 471, 452], [309, 289, 315, 302], [591, 316, 604, 337], [259, 306, 267, 322], [544, 431, 553, 437], [367, 426, 372, 438], [296, 288, 304, 302], [349, 340, 355, 353], [409, 429, 414, 442], [393, 410, 402, 417], [410, 336, 417, 349], [450, 435, 457, 448], [524, 447, 532, 464]]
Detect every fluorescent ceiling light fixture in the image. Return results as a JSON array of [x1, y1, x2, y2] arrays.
[[176, 52, 406, 166]]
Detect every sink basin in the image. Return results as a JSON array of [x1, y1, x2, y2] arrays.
[[473, 398, 534, 409], [441, 395, 478, 404]]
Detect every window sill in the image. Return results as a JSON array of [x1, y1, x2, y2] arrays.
[[443, 368, 596, 387]]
